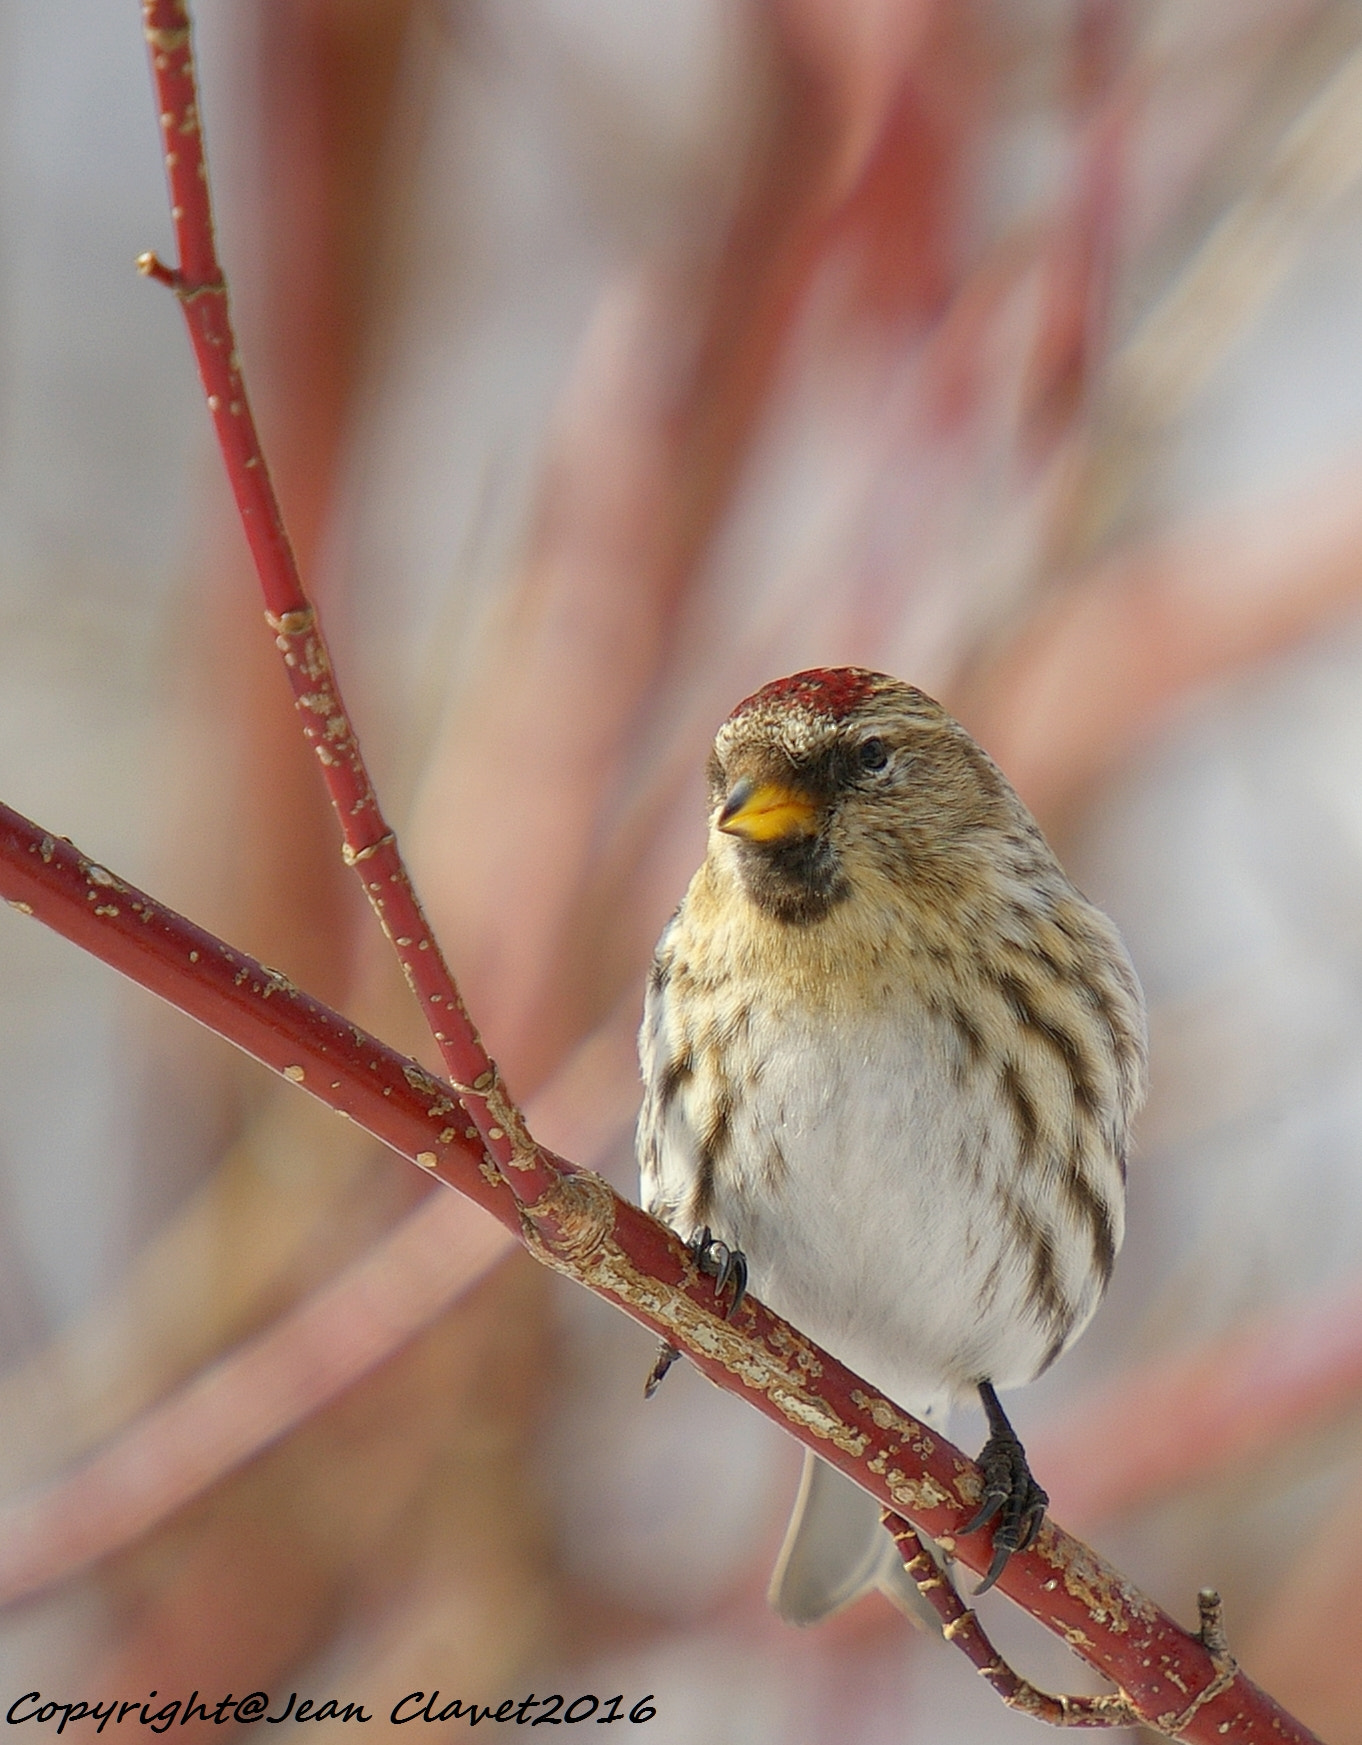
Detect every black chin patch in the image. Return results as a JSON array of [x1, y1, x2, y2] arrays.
[[736, 832, 848, 926]]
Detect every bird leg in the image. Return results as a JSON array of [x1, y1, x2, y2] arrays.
[[643, 1228, 749, 1399], [962, 1380, 1048, 1593]]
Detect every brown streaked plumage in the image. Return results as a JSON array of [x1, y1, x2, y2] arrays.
[[637, 668, 1146, 1619]]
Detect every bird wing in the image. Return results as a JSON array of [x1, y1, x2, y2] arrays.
[[636, 930, 701, 1231]]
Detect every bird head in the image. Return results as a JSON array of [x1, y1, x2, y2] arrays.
[[706, 668, 1022, 927]]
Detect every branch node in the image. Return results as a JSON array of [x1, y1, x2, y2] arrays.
[[265, 607, 315, 637], [1197, 1587, 1236, 1670], [343, 833, 395, 868], [449, 1069, 538, 1167], [136, 250, 180, 288], [1157, 1661, 1240, 1738], [174, 277, 226, 303], [135, 250, 224, 301], [142, 23, 190, 53], [517, 1167, 617, 1271]]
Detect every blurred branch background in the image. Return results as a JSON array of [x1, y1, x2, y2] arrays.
[[3, 0, 1362, 1736]]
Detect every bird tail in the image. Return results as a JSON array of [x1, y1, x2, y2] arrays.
[[766, 1449, 946, 1631]]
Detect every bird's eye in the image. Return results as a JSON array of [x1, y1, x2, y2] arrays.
[[858, 737, 889, 772]]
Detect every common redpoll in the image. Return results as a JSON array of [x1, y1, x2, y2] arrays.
[[637, 668, 1146, 1618]]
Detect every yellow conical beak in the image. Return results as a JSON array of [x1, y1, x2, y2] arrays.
[[717, 776, 818, 843]]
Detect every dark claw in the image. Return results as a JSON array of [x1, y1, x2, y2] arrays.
[[644, 1230, 749, 1398], [1019, 1501, 1046, 1553], [979, 1535, 1012, 1596], [644, 1339, 681, 1398], [689, 1227, 748, 1320], [963, 1380, 1048, 1595], [714, 1245, 748, 1317]]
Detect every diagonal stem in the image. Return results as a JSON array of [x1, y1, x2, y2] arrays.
[[138, 0, 558, 1210]]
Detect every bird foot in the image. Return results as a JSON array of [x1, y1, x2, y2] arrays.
[[689, 1226, 749, 1318], [643, 1339, 681, 1399], [962, 1381, 1048, 1594], [642, 1230, 748, 1400]]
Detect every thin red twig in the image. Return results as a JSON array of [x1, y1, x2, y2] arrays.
[[0, 804, 1323, 1744], [138, 0, 559, 1212], [883, 1513, 1140, 1728]]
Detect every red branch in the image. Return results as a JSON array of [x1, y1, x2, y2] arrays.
[[884, 1514, 1141, 1728], [137, 0, 559, 1211], [0, 803, 1322, 1743]]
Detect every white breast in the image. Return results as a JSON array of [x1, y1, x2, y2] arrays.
[[640, 977, 1110, 1418]]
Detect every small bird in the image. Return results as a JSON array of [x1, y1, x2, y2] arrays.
[[637, 668, 1146, 1618]]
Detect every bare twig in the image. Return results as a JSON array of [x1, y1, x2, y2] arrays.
[[882, 1513, 1140, 1729], [1198, 1589, 1234, 1667], [138, 0, 558, 1212]]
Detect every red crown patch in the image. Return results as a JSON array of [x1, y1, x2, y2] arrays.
[[729, 667, 881, 723]]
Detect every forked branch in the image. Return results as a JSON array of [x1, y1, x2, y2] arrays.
[[139, 0, 560, 1212]]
